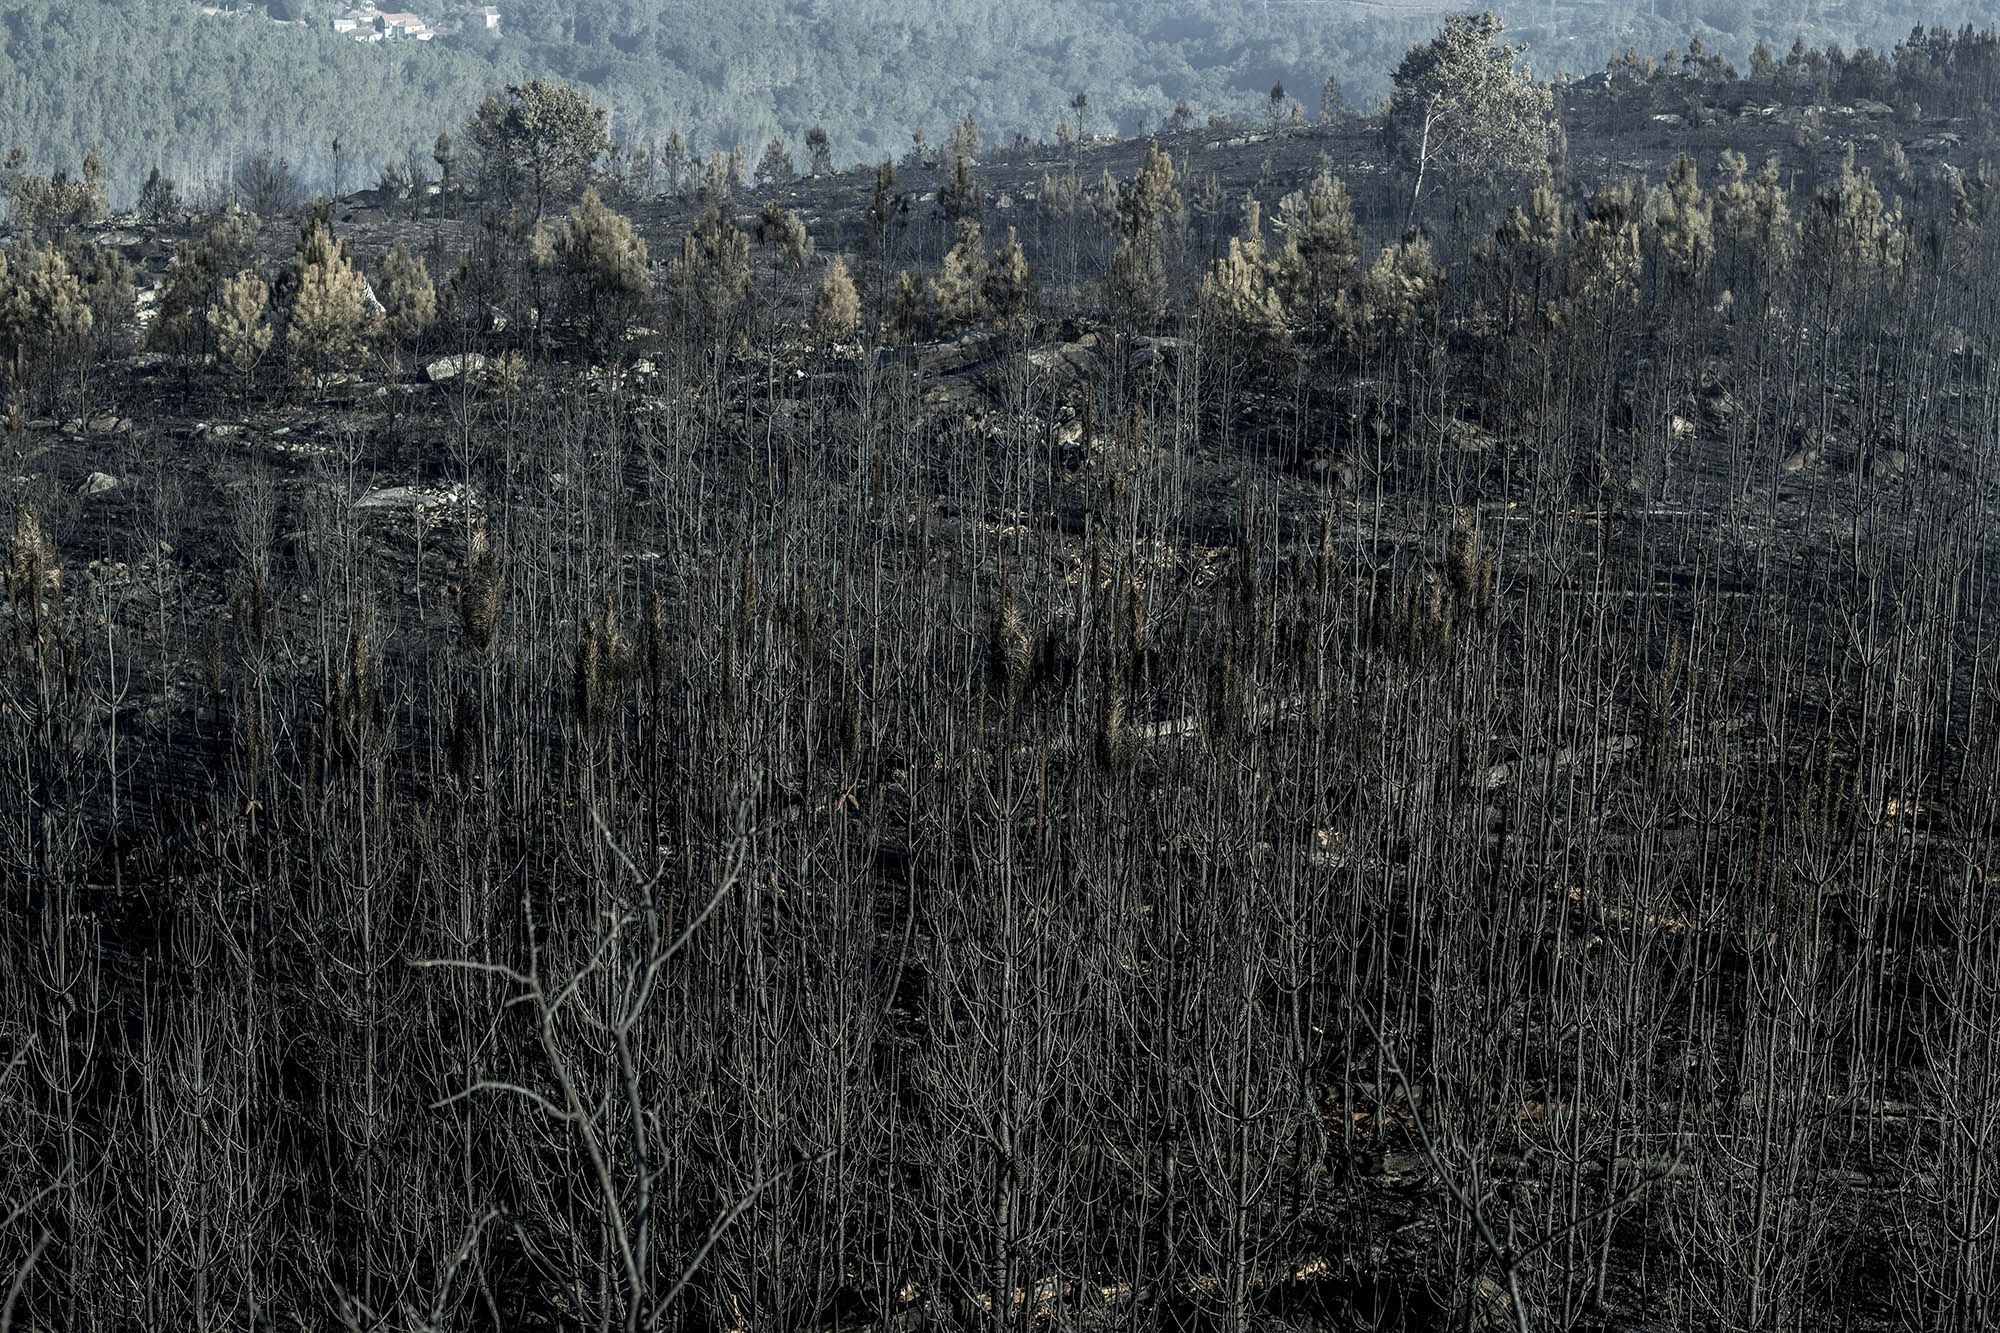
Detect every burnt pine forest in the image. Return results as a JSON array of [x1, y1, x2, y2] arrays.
[[9, 15, 2000, 1333]]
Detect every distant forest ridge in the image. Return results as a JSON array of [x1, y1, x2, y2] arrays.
[[0, 0, 1994, 203]]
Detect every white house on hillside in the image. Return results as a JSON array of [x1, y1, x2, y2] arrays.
[[330, 4, 463, 44], [333, 6, 380, 38], [376, 11, 433, 39]]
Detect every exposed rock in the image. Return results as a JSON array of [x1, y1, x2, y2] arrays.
[[1025, 337, 1102, 383], [355, 486, 423, 510], [1444, 418, 1502, 452], [78, 471, 119, 496], [355, 483, 475, 513], [923, 377, 984, 412], [876, 332, 999, 376], [427, 353, 488, 382], [265, 434, 332, 459]]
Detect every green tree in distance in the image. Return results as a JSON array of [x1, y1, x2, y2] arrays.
[[1386, 13, 1556, 224], [1109, 143, 1182, 323], [548, 187, 650, 342], [469, 80, 611, 221], [1273, 167, 1362, 336]]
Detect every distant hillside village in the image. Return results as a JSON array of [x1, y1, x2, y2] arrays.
[[193, 1, 501, 43], [330, 3, 499, 42]]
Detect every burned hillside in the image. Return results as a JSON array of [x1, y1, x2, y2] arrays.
[[7, 26, 2000, 1333]]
